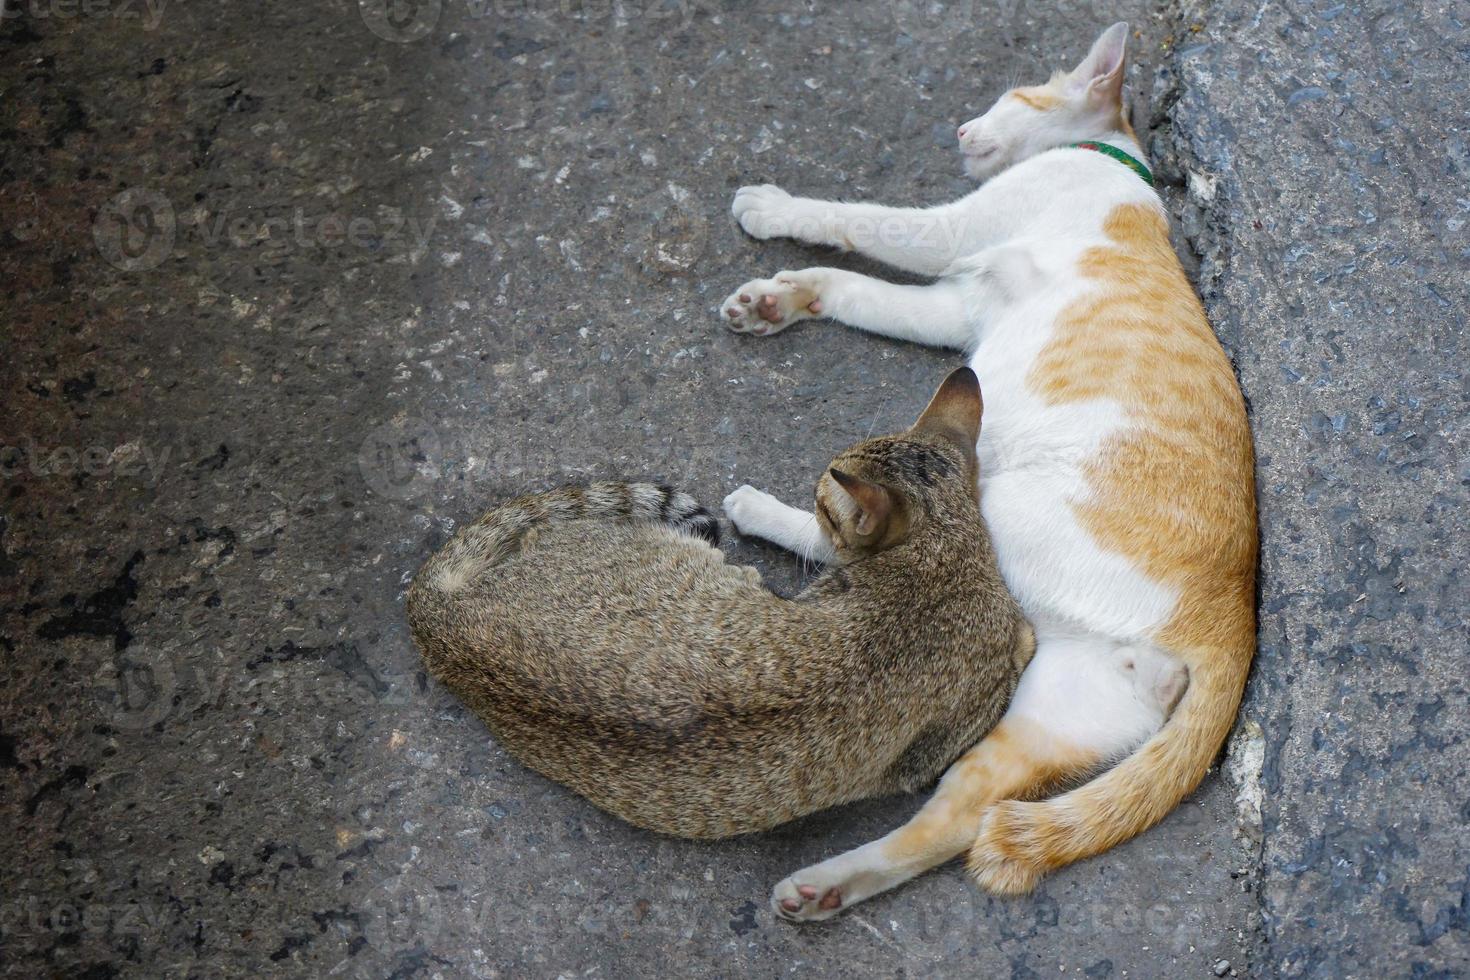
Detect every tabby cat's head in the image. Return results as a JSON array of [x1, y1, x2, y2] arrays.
[[814, 367, 983, 558], [956, 22, 1132, 180]]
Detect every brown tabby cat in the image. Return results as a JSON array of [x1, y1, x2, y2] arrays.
[[407, 368, 1033, 840]]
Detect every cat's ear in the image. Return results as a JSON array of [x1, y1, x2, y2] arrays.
[[1069, 22, 1129, 104], [828, 468, 894, 538], [911, 366, 983, 455]]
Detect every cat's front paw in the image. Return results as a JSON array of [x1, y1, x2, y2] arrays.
[[722, 485, 777, 536], [720, 273, 824, 336], [731, 184, 801, 240]]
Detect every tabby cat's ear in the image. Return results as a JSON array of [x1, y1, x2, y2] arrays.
[[911, 367, 983, 455], [1069, 22, 1128, 104], [828, 468, 893, 538]]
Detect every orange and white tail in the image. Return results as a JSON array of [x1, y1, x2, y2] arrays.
[[966, 636, 1253, 894]]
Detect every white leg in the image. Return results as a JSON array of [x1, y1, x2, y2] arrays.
[[771, 635, 1183, 921], [722, 486, 835, 566], [732, 185, 978, 277], [721, 268, 973, 350]]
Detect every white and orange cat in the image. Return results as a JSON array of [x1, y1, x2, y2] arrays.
[[718, 23, 1257, 920]]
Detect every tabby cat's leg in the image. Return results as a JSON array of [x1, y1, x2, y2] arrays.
[[722, 486, 835, 565], [732, 184, 973, 276], [721, 269, 972, 349], [771, 636, 1180, 921]]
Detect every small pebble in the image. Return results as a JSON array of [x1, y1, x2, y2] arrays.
[[1213, 960, 1231, 977]]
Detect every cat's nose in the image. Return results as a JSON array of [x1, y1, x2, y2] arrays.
[[957, 125, 969, 141]]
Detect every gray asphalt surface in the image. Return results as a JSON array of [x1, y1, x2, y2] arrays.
[[1, 1, 1464, 977]]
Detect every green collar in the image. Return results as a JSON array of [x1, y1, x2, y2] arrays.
[[1067, 141, 1154, 186]]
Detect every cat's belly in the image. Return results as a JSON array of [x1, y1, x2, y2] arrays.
[[980, 467, 1179, 641], [972, 359, 1179, 642]]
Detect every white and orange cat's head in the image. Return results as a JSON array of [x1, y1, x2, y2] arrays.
[[957, 22, 1134, 180]]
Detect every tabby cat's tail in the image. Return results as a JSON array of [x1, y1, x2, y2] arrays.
[[410, 482, 718, 602]]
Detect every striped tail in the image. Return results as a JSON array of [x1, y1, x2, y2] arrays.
[[409, 482, 718, 604]]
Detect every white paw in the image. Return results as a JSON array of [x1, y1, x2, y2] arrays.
[[722, 485, 777, 536], [731, 184, 803, 240], [720, 273, 824, 336], [770, 865, 857, 923]]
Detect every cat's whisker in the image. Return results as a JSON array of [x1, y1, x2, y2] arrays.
[[798, 514, 821, 575]]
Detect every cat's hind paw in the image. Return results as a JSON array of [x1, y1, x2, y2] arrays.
[[770, 852, 893, 923], [720, 274, 824, 336], [771, 875, 846, 923]]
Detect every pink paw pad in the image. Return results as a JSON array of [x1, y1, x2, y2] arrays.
[[789, 884, 841, 910], [756, 295, 784, 323]]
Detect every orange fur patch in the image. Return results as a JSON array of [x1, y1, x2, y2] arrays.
[[1115, 107, 1138, 141], [955, 178, 1258, 902], [881, 718, 1097, 865], [1027, 203, 1257, 658], [967, 801, 1047, 894], [1011, 87, 1062, 111]]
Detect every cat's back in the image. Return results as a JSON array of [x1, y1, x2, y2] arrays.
[[414, 512, 780, 710], [488, 516, 755, 618]]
